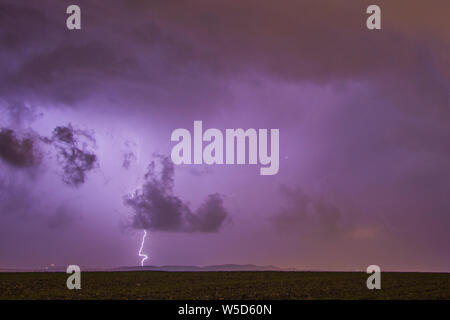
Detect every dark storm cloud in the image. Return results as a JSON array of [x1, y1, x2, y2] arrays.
[[0, 0, 223, 113], [5, 42, 138, 105], [131, 0, 449, 135], [124, 155, 229, 232], [0, 128, 40, 168], [2, 1, 447, 118], [126, 0, 450, 77], [44, 124, 98, 187], [0, 2, 57, 51], [0, 1, 141, 111], [186, 193, 228, 232]]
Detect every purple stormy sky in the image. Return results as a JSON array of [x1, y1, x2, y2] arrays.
[[0, 0, 449, 271]]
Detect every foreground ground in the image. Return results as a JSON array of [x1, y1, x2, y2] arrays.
[[0, 271, 449, 299]]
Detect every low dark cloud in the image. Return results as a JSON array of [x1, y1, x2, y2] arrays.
[[186, 193, 228, 232], [0, 128, 39, 168], [124, 155, 229, 232], [44, 124, 98, 187]]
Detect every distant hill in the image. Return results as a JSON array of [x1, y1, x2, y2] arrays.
[[114, 264, 297, 272], [1, 264, 297, 272]]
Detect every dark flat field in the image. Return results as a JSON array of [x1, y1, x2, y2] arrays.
[[0, 271, 449, 300]]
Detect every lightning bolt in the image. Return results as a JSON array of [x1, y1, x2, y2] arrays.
[[138, 230, 148, 267]]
